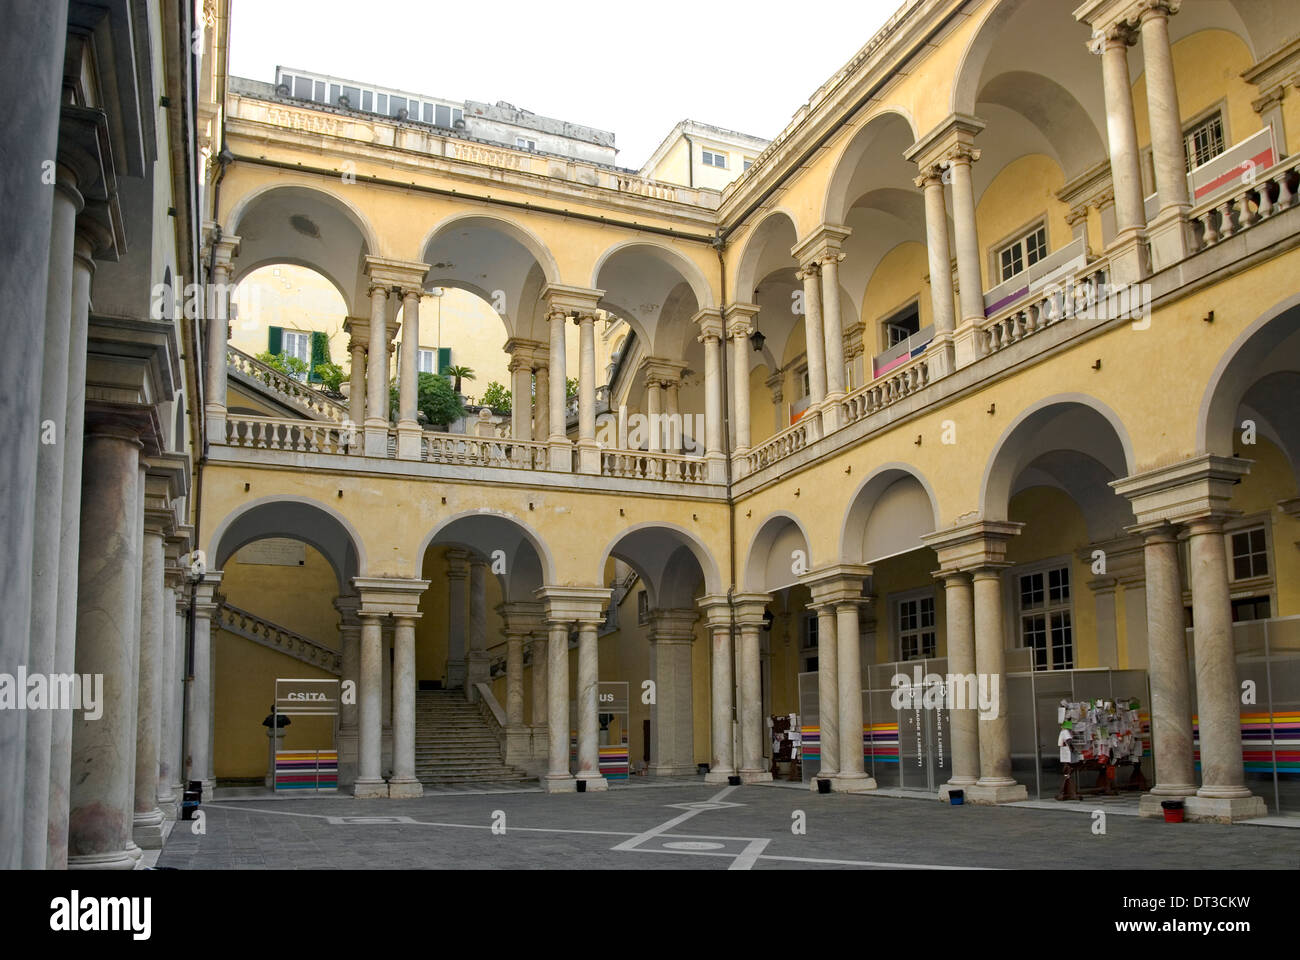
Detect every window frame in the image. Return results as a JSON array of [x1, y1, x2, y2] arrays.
[[1184, 107, 1227, 173], [893, 587, 937, 662], [701, 149, 728, 169], [993, 219, 1049, 285], [1008, 558, 1075, 671], [281, 330, 312, 381]]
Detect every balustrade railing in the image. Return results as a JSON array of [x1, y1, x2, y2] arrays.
[[422, 433, 551, 470], [744, 417, 812, 473], [1189, 154, 1300, 251], [600, 449, 708, 483], [226, 345, 349, 422], [225, 414, 360, 454], [215, 599, 342, 675], [979, 262, 1110, 356], [842, 353, 930, 425]]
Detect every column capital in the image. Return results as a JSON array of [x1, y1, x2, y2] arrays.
[[723, 301, 761, 338], [693, 307, 724, 342], [904, 113, 986, 173], [920, 519, 1024, 573], [333, 594, 362, 624], [351, 576, 430, 618], [540, 282, 604, 316], [445, 548, 471, 579], [731, 593, 773, 627], [801, 564, 871, 605], [534, 585, 609, 624], [646, 608, 700, 642], [503, 336, 546, 367], [362, 255, 430, 291], [498, 601, 545, 635], [790, 222, 852, 266], [795, 261, 822, 281], [697, 595, 735, 630], [1109, 454, 1252, 527], [641, 356, 687, 386], [200, 222, 241, 269]]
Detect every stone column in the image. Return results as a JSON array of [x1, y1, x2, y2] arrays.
[[445, 550, 468, 689], [347, 330, 366, 429], [1095, 21, 1149, 282], [505, 627, 526, 726], [1139, 1, 1192, 267], [735, 607, 772, 783], [798, 263, 827, 410], [534, 362, 550, 442], [696, 311, 726, 481], [132, 516, 167, 849], [389, 615, 422, 797], [67, 425, 143, 869], [917, 168, 956, 347], [820, 253, 847, 404], [576, 313, 599, 473], [940, 572, 979, 797], [204, 233, 240, 439], [946, 145, 982, 333], [575, 620, 608, 790], [1135, 523, 1198, 813], [835, 600, 874, 791], [381, 620, 393, 773], [531, 632, 549, 765], [729, 318, 752, 453], [645, 374, 662, 453], [169, 580, 187, 812], [704, 614, 736, 783], [335, 596, 361, 786], [546, 311, 570, 471], [364, 283, 390, 456], [187, 575, 219, 802], [1185, 517, 1266, 819], [814, 605, 840, 784], [465, 558, 489, 695], [969, 568, 1026, 802], [544, 621, 574, 790], [396, 289, 421, 459], [23, 160, 82, 869], [647, 610, 697, 777], [509, 356, 533, 441], [157, 564, 181, 821], [354, 612, 387, 797]]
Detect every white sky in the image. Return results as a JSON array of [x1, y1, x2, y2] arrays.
[[228, 0, 903, 169]]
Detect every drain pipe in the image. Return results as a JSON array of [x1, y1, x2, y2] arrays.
[[714, 236, 741, 776]]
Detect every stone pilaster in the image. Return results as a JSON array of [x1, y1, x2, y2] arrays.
[[694, 309, 727, 482], [647, 608, 699, 777], [733, 596, 774, 783], [699, 596, 737, 783]]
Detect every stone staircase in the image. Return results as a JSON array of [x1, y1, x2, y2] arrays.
[[415, 690, 529, 784]]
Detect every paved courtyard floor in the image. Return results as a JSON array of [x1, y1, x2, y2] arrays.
[[156, 779, 1300, 870]]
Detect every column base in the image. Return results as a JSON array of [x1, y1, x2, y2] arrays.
[[576, 438, 600, 474], [505, 727, 534, 768], [1138, 785, 1199, 818], [832, 773, 877, 793], [705, 454, 726, 483], [198, 778, 215, 803], [1147, 207, 1191, 272], [338, 731, 358, 787], [387, 778, 424, 799], [952, 324, 981, 369], [363, 422, 389, 457], [1105, 228, 1150, 285], [548, 439, 572, 472], [396, 421, 422, 460], [964, 780, 1028, 805], [353, 778, 389, 798], [820, 394, 843, 434], [576, 774, 609, 791], [158, 793, 178, 822], [730, 450, 750, 481], [446, 661, 467, 689], [205, 404, 227, 443], [739, 768, 773, 784], [68, 850, 139, 870], [647, 762, 700, 778], [809, 772, 839, 791], [704, 768, 737, 784], [132, 809, 166, 849], [542, 774, 577, 793], [465, 652, 490, 691], [937, 779, 977, 802], [926, 337, 957, 378], [1184, 794, 1268, 823]]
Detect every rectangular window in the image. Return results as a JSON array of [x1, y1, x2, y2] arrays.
[[422, 103, 433, 124], [897, 595, 936, 661], [1230, 526, 1268, 580], [803, 612, 819, 649], [282, 331, 311, 381], [293, 76, 313, 100], [342, 85, 360, 108], [1185, 112, 1225, 172], [998, 224, 1048, 283], [377, 93, 388, 114], [435, 104, 452, 128], [389, 95, 406, 118], [329, 83, 341, 106], [516, 137, 537, 150], [280, 73, 294, 92], [362, 90, 373, 112], [1018, 565, 1073, 670], [313, 80, 326, 102], [453, 108, 463, 126], [742, 159, 753, 171], [883, 302, 920, 348], [1231, 596, 1271, 623], [637, 591, 650, 626], [417, 349, 436, 374], [701, 150, 728, 168]]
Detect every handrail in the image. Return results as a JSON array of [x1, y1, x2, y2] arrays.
[[215, 599, 342, 675], [1188, 154, 1299, 251], [226, 344, 349, 422]]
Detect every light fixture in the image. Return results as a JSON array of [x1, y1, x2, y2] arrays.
[[750, 330, 766, 352]]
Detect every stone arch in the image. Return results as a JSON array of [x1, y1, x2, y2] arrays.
[[419, 212, 561, 287], [743, 512, 813, 594], [821, 108, 919, 227], [598, 522, 722, 608], [417, 510, 557, 601], [733, 209, 800, 304], [208, 495, 368, 588], [839, 464, 940, 564], [226, 180, 382, 257]]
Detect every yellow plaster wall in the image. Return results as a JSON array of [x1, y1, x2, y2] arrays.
[[861, 242, 931, 356], [221, 542, 340, 644], [975, 154, 1070, 293]]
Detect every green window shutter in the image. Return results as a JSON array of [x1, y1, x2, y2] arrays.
[[267, 325, 283, 356], [308, 331, 329, 382], [438, 347, 451, 375]]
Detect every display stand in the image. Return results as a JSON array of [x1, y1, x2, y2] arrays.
[[1054, 696, 1149, 801], [272, 678, 340, 793], [770, 713, 802, 781]]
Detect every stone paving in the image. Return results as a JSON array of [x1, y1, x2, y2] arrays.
[[156, 779, 1300, 870]]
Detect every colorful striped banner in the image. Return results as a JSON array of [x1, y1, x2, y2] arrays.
[[1192, 713, 1299, 776], [274, 749, 338, 791], [599, 745, 629, 780]]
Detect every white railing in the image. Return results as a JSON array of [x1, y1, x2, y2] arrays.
[[600, 449, 708, 483], [1189, 154, 1300, 252], [226, 345, 348, 422], [979, 261, 1110, 356], [225, 414, 360, 454], [615, 174, 680, 202], [215, 599, 343, 675], [842, 351, 930, 425], [422, 433, 551, 470], [743, 417, 812, 473]]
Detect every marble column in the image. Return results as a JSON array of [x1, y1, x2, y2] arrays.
[[531, 633, 549, 757], [946, 147, 985, 329], [546, 311, 570, 471], [820, 254, 847, 403], [705, 619, 736, 783], [132, 518, 167, 849], [940, 572, 979, 797], [389, 615, 422, 797], [1097, 22, 1148, 281], [335, 595, 361, 787], [544, 621, 574, 790], [647, 611, 696, 777], [204, 236, 238, 439], [348, 333, 366, 428], [534, 363, 550, 442], [446, 550, 468, 689], [381, 620, 393, 773], [1140, 1, 1191, 266], [364, 283, 389, 456], [354, 612, 387, 797], [814, 605, 840, 783], [645, 375, 662, 453], [1137, 524, 1197, 813], [67, 425, 143, 869], [509, 356, 533, 441], [576, 313, 599, 473], [701, 328, 723, 461], [917, 168, 956, 341], [575, 621, 607, 790], [737, 619, 771, 782], [187, 578, 218, 802], [169, 582, 187, 812], [47, 227, 96, 869], [1185, 518, 1266, 819], [506, 628, 526, 726], [835, 600, 874, 791], [798, 263, 827, 410], [969, 568, 1026, 802], [465, 559, 489, 695], [157, 565, 181, 821], [23, 160, 81, 869], [396, 289, 421, 459], [730, 324, 752, 452]]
